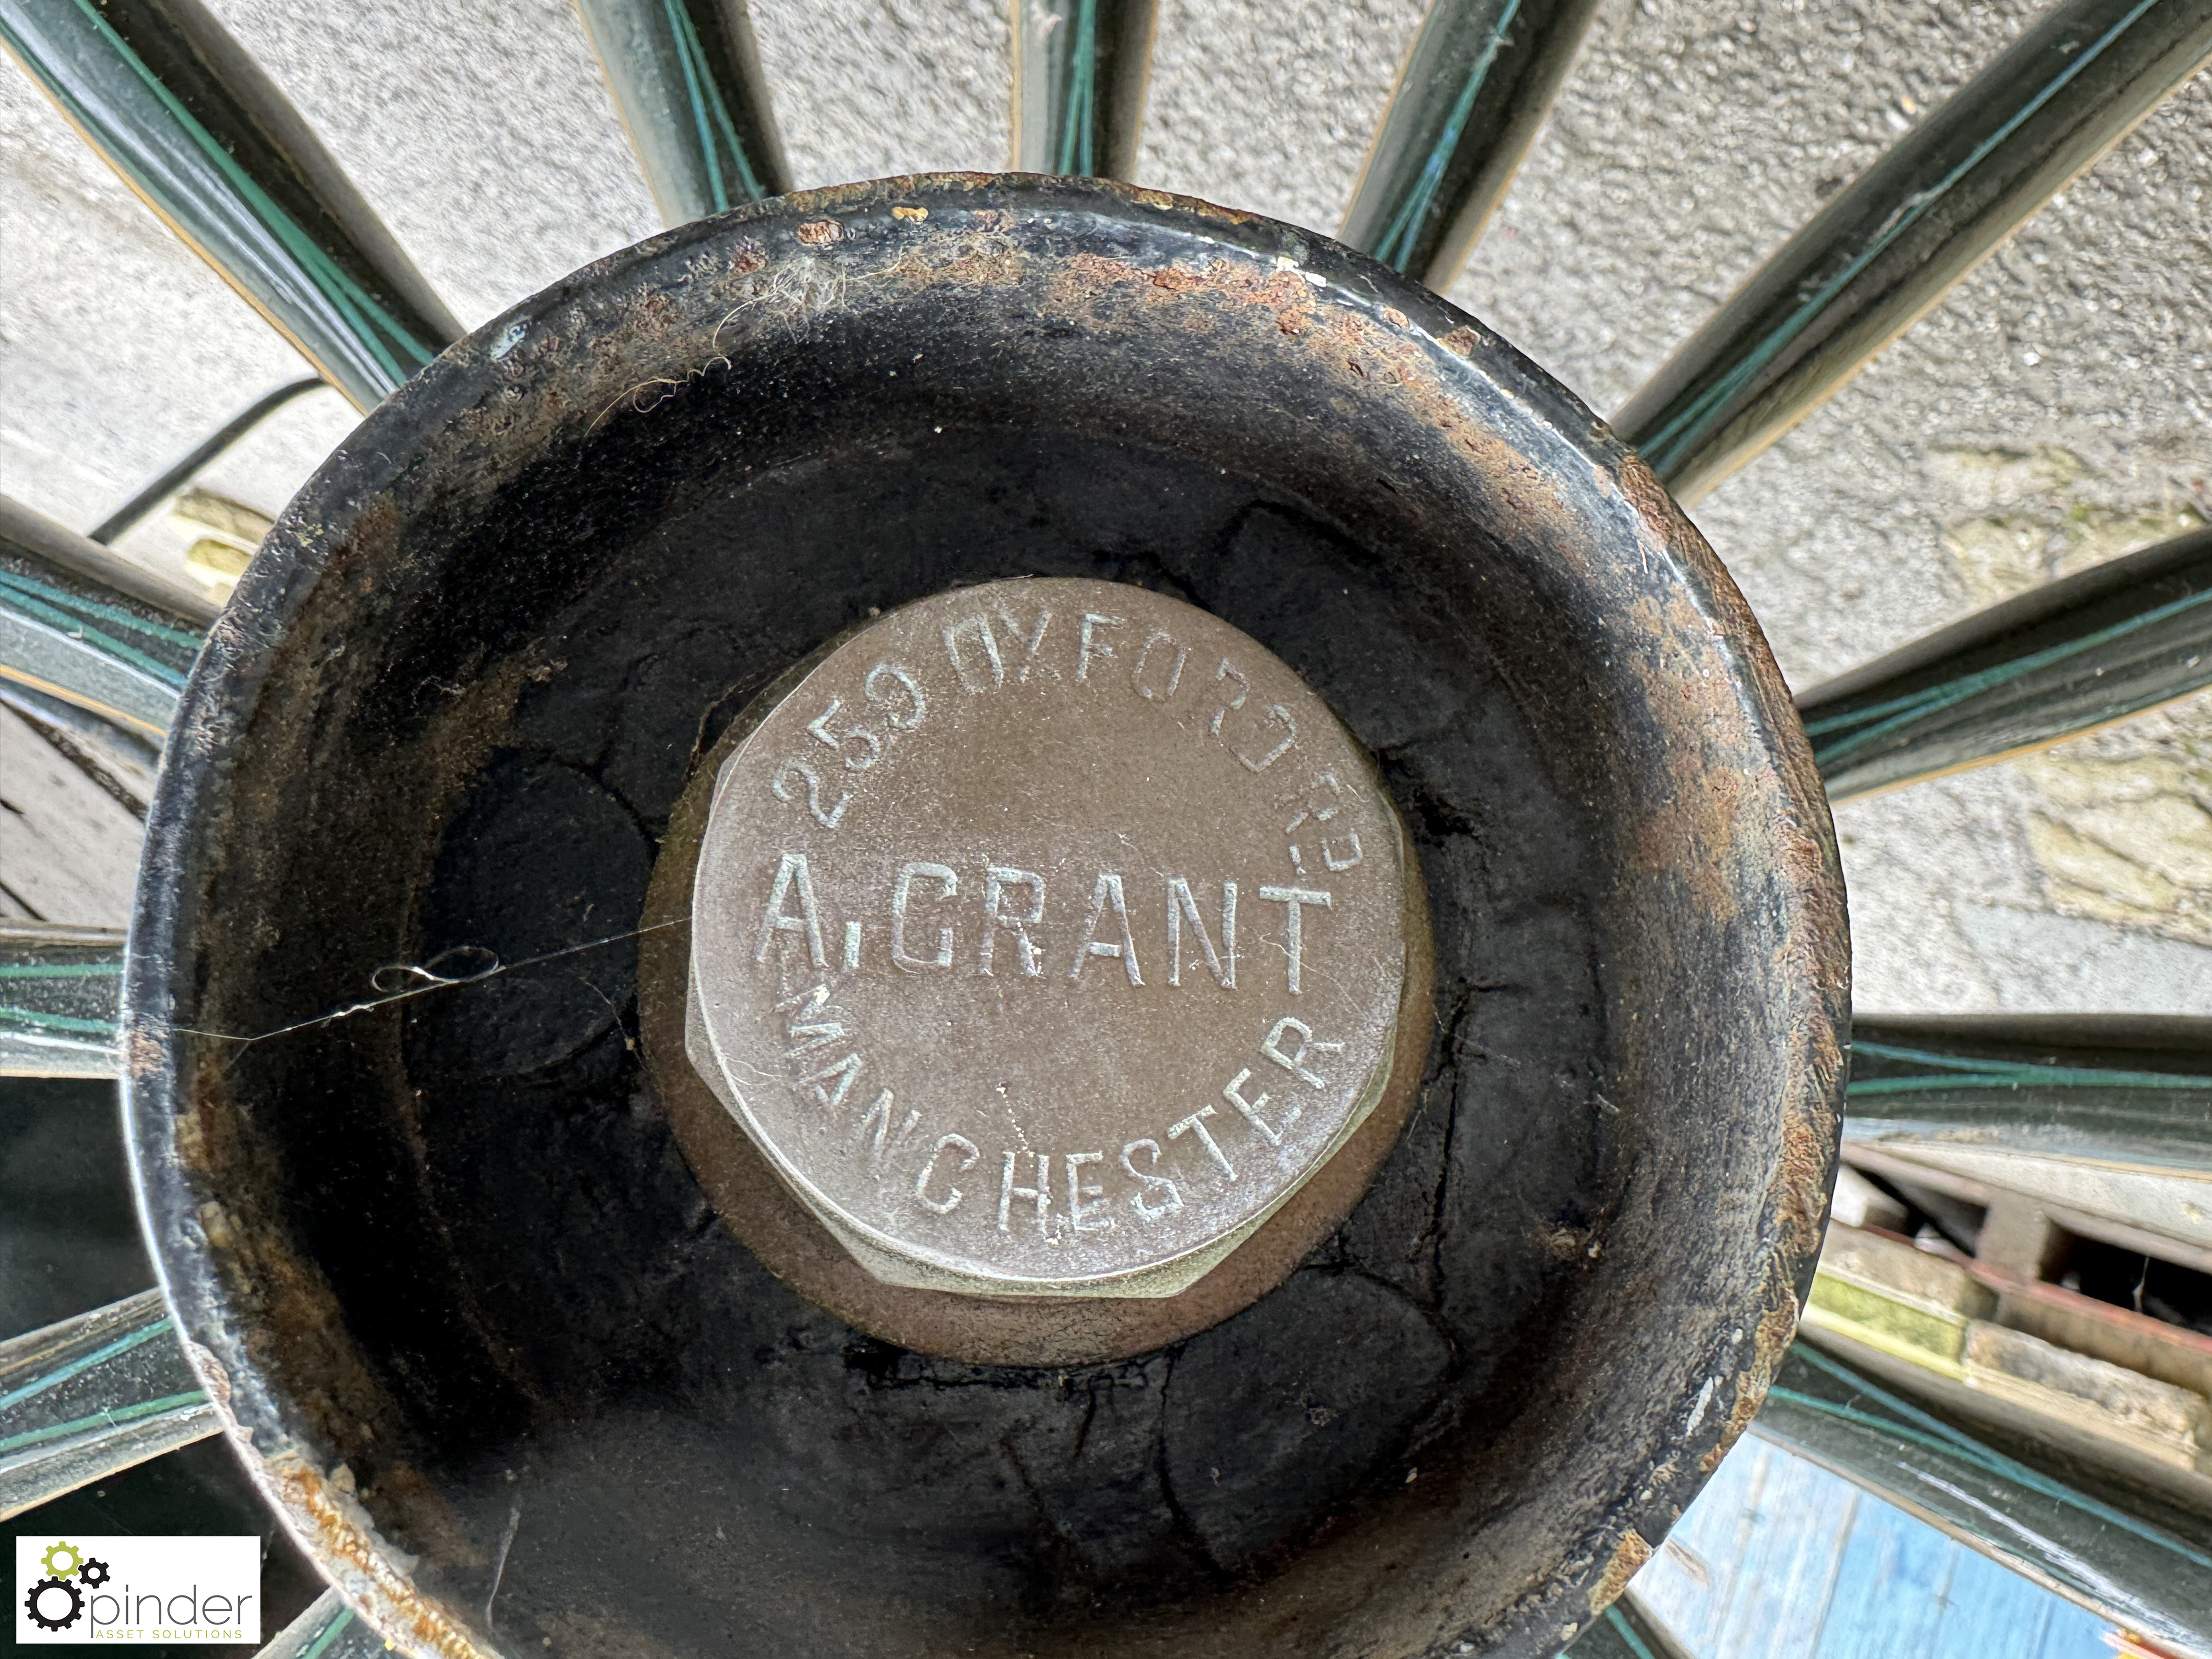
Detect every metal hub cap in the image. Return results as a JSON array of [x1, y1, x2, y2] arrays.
[[684, 577, 1417, 1299]]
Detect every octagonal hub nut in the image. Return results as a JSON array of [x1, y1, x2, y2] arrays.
[[684, 578, 1424, 1300]]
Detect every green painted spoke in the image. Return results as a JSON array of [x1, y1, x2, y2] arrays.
[[1847, 1014, 2212, 1171], [0, 0, 460, 411], [1011, 0, 1158, 180], [1756, 1341, 2212, 1645], [0, 572, 200, 676], [1341, 0, 1601, 291], [1615, 0, 2212, 504], [256, 1588, 389, 1659], [0, 1289, 216, 1521], [574, 0, 791, 225], [1557, 1591, 1691, 1658], [1799, 523, 2212, 800], [0, 925, 125, 1079], [1, 1390, 212, 1456], [1, 495, 212, 738]]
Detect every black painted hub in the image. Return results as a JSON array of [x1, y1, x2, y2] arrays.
[[126, 176, 1844, 1658]]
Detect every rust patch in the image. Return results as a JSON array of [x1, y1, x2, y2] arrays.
[[1118, 184, 1259, 225], [272, 1457, 494, 1659], [1704, 1292, 1802, 1472], [125, 1026, 163, 1080], [1618, 454, 1676, 543], [1775, 1094, 1833, 1261], [1054, 249, 1133, 292], [183, 1337, 232, 1413], [915, 236, 1025, 291], [1438, 325, 1481, 358], [1589, 1530, 1653, 1613], [891, 205, 929, 222], [794, 218, 843, 246]]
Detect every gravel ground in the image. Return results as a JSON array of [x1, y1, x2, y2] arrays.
[[3, 0, 2209, 1017]]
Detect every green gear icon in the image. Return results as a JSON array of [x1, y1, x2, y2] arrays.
[[41, 1540, 83, 1577]]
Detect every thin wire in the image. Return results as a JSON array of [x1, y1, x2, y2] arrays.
[[484, 1503, 523, 1632], [170, 919, 684, 1047]]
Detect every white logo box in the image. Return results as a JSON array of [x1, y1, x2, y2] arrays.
[[15, 1535, 261, 1645]]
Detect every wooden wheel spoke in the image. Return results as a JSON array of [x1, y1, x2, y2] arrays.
[[1340, 0, 1601, 291], [1801, 524, 2212, 800], [0, 0, 461, 410], [1011, 0, 1158, 179], [1615, 0, 2212, 504], [1, 496, 213, 740], [0, 1289, 217, 1521], [574, 0, 792, 224]]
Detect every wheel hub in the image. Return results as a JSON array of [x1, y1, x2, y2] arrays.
[[656, 575, 1428, 1359], [125, 175, 1844, 1659]]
